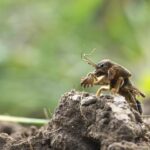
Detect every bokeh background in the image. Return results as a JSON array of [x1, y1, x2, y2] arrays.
[[0, 0, 150, 118]]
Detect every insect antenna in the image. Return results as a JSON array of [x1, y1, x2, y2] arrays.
[[81, 49, 97, 68]]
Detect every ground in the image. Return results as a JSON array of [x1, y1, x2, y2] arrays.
[[0, 90, 150, 150]]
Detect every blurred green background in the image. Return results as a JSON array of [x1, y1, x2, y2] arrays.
[[0, 0, 150, 118]]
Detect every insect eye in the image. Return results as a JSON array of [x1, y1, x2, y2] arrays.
[[100, 64, 104, 67], [98, 63, 104, 68]]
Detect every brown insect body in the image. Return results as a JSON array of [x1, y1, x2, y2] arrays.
[[81, 58, 145, 114]]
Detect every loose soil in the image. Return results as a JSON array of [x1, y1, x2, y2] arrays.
[[0, 90, 150, 150]]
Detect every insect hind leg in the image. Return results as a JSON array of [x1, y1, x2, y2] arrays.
[[136, 99, 143, 114]]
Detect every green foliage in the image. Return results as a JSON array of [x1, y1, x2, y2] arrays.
[[0, 0, 149, 117]]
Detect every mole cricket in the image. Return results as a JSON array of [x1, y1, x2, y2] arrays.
[[80, 53, 145, 114]]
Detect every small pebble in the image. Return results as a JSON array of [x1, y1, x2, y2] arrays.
[[81, 96, 97, 106], [71, 95, 81, 102]]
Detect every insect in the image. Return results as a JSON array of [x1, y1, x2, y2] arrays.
[[80, 54, 145, 114]]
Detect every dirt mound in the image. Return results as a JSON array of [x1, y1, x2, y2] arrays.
[[0, 90, 150, 150]]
